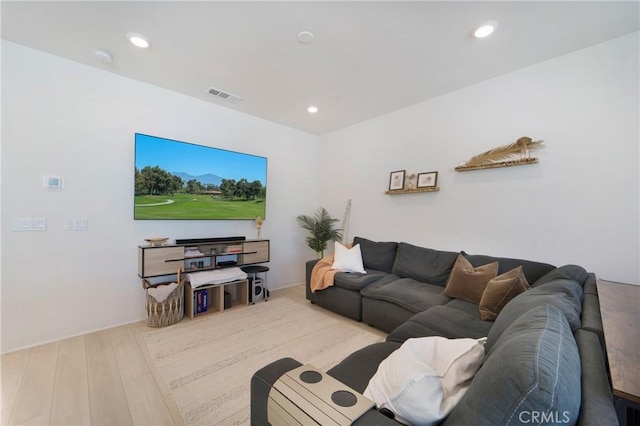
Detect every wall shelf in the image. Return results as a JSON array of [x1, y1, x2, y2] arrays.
[[455, 158, 538, 172], [385, 187, 439, 195]]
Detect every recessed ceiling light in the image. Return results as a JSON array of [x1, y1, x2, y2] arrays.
[[127, 32, 150, 48], [307, 106, 319, 113], [297, 31, 315, 44], [473, 21, 498, 38], [94, 49, 113, 63]]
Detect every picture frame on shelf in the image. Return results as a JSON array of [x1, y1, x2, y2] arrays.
[[389, 170, 406, 191], [417, 171, 438, 188]]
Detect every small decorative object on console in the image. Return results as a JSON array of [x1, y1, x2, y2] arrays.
[[255, 216, 264, 238], [144, 237, 169, 247]]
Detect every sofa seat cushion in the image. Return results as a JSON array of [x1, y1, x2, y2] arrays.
[[353, 236, 398, 273], [391, 242, 459, 285], [387, 305, 492, 343], [326, 341, 401, 393], [333, 270, 393, 292], [444, 298, 484, 318], [443, 304, 581, 426], [574, 329, 618, 424], [462, 251, 555, 285], [314, 285, 365, 321], [361, 277, 451, 314], [486, 278, 583, 353]]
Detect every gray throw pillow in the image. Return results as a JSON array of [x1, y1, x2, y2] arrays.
[[443, 304, 581, 426]]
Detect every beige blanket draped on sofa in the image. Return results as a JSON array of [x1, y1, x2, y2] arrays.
[[310, 255, 339, 293]]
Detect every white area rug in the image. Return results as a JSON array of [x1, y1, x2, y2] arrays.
[[144, 293, 385, 425]]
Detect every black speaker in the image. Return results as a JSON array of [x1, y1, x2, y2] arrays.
[[175, 236, 246, 245], [249, 277, 264, 304]]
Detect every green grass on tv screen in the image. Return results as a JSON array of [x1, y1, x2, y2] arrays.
[[134, 194, 265, 220]]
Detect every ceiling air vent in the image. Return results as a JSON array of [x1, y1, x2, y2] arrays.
[[207, 87, 243, 103]]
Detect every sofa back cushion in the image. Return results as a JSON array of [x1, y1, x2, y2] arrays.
[[353, 236, 398, 273], [533, 264, 589, 287], [485, 279, 583, 353], [391, 242, 458, 285], [462, 251, 555, 285], [443, 304, 581, 426]]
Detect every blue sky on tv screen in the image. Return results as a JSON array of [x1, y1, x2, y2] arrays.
[[135, 134, 267, 184]]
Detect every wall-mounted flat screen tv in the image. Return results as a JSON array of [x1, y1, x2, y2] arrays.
[[134, 133, 267, 220]]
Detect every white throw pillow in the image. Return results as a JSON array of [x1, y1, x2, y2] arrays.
[[363, 336, 486, 426], [331, 241, 366, 274]]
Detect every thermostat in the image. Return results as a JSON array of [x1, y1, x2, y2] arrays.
[[43, 175, 64, 189]]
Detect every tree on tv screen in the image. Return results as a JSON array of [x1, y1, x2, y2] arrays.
[[135, 166, 183, 195], [135, 166, 265, 200]]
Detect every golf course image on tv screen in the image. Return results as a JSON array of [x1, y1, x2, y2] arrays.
[[134, 133, 267, 220]]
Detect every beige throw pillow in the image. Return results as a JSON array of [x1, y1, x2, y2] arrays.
[[442, 255, 498, 304], [479, 266, 530, 321]]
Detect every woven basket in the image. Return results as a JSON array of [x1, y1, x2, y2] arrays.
[[142, 275, 185, 327]]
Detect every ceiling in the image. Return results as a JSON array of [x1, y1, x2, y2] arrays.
[[2, 1, 638, 135]]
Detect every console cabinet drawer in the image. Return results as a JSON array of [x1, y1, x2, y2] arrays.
[[139, 246, 184, 277], [243, 241, 270, 264]]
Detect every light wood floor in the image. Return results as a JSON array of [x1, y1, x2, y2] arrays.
[[1, 285, 312, 426], [1, 317, 184, 426]]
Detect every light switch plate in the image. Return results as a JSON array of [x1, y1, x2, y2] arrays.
[[12, 218, 46, 231], [66, 218, 88, 231]]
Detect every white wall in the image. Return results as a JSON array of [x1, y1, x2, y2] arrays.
[[3, 33, 638, 353], [319, 33, 639, 285], [1, 41, 320, 353]]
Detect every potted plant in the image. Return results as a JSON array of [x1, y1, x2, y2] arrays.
[[296, 207, 343, 258]]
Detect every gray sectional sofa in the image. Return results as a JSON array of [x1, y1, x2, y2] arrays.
[[251, 237, 617, 425]]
